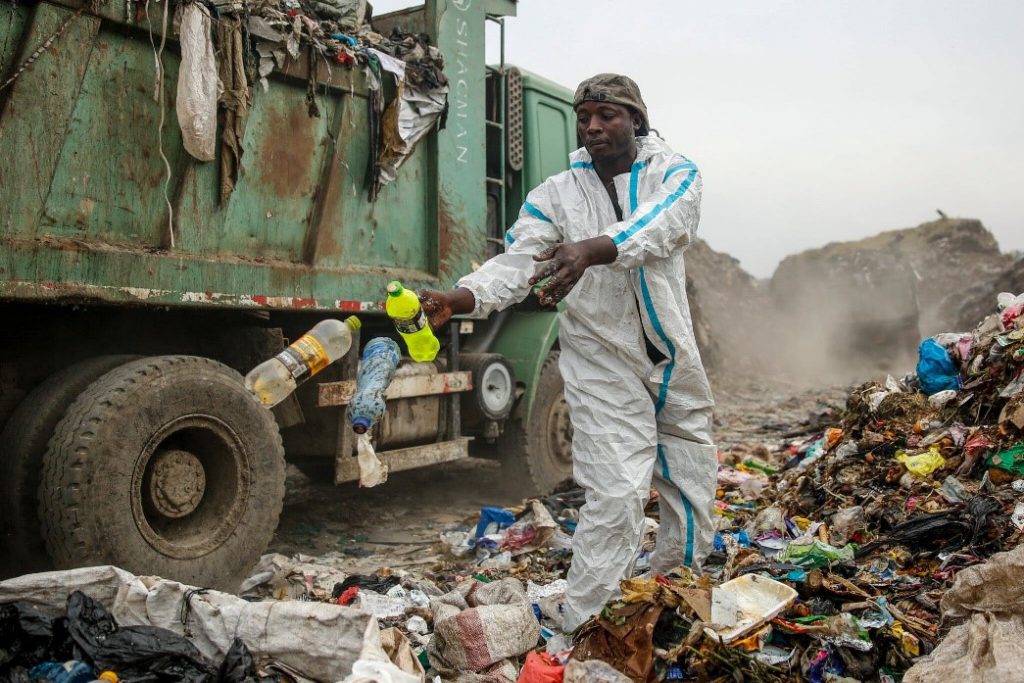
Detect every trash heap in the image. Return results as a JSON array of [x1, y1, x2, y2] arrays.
[[420, 289, 1024, 682], [1, 291, 1021, 682], [172, 0, 448, 201]]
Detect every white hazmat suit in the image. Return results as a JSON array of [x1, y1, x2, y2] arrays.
[[457, 135, 717, 629]]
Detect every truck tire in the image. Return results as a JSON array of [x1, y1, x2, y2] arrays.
[[497, 351, 573, 496], [0, 356, 140, 576], [39, 356, 286, 590]]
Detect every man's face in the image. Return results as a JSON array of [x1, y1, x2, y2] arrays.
[[575, 100, 640, 162]]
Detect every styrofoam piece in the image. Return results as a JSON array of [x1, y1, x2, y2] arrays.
[[704, 574, 798, 644]]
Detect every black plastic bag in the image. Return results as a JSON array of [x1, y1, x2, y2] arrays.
[[218, 638, 282, 683], [856, 512, 971, 556], [333, 573, 401, 596], [0, 601, 56, 671], [965, 494, 1002, 545], [65, 591, 216, 682], [3, 666, 33, 683]]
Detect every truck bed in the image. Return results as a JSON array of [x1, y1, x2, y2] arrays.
[[0, 0, 487, 312]]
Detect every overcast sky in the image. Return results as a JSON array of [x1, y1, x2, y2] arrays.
[[374, 1, 1023, 277]]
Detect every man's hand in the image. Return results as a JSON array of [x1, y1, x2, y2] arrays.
[[529, 236, 617, 306], [419, 288, 476, 331]]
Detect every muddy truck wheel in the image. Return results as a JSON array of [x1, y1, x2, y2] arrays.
[[38, 356, 286, 590], [0, 356, 140, 577], [497, 351, 573, 496]]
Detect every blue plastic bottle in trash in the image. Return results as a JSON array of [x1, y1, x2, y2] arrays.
[[29, 661, 96, 683], [349, 337, 401, 434]]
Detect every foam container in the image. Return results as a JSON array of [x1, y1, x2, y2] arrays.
[[704, 573, 799, 644]]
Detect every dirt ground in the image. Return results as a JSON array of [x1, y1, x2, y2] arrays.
[[268, 380, 850, 569]]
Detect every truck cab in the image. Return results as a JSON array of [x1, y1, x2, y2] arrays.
[[0, 0, 577, 586]]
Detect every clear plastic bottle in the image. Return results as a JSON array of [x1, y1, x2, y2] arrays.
[[385, 280, 440, 362], [245, 316, 361, 407], [350, 336, 401, 433]]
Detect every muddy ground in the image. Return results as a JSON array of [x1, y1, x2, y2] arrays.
[[268, 380, 850, 570]]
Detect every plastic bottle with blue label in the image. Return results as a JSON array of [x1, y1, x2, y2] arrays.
[[349, 337, 402, 434]]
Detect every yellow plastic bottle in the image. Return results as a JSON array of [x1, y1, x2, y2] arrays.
[[385, 281, 440, 362]]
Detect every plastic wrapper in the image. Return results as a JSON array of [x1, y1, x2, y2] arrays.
[[176, 3, 218, 162], [917, 338, 960, 395], [779, 539, 855, 568], [986, 445, 1024, 478], [357, 432, 388, 488], [342, 627, 423, 683], [829, 505, 865, 546], [563, 659, 630, 683], [516, 651, 564, 683], [378, 84, 449, 186], [941, 476, 972, 504], [929, 389, 958, 409], [896, 445, 946, 476], [751, 505, 787, 534], [998, 291, 1024, 330]]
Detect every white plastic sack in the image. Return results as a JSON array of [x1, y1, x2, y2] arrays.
[[997, 291, 1024, 311], [427, 578, 539, 678], [0, 565, 378, 682], [177, 3, 218, 161], [905, 543, 1024, 683], [563, 659, 631, 683], [343, 627, 424, 683], [378, 84, 449, 185], [239, 552, 349, 599]]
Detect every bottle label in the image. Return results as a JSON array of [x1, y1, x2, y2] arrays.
[[276, 334, 329, 380], [393, 310, 428, 335]]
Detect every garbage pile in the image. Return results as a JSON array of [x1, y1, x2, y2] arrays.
[[2, 291, 1021, 682], [420, 289, 1024, 682], [172, 0, 448, 201]]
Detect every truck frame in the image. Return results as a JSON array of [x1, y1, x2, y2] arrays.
[[0, 0, 578, 587]]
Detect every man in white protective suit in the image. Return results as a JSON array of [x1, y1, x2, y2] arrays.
[[420, 74, 717, 631]]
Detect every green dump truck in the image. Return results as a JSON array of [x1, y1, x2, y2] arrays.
[[0, 0, 578, 587]]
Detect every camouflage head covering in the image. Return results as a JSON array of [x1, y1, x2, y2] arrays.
[[573, 73, 650, 136]]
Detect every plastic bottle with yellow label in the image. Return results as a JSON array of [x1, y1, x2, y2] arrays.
[[385, 281, 440, 362], [244, 317, 361, 407]]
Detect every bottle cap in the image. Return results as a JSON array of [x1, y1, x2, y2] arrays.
[[351, 416, 371, 433], [346, 316, 362, 330], [386, 281, 404, 297]]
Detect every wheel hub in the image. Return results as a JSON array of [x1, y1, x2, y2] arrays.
[[132, 415, 252, 559], [481, 362, 513, 417], [148, 448, 206, 518]]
